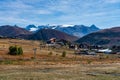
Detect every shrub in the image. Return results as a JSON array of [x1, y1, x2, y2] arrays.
[[62, 51, 66, 57], [87, 60, 92, 64], [4, 60, 13, 64], [18, 47, 23, 55], [48, 51, 53, 56], [31, 57, 35, 60], [8, 45, 23, 55]]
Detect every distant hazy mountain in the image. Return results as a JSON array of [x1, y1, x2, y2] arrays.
[[54, 24, 100, 37], [0, 25, 32, 38], [76, 27, 120, 46], [25, 24, 100, 37], [29, 29, 78, 42]]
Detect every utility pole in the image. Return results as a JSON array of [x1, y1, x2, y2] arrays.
[[33, 48, 37, 71], [33, 48, 37, 60]]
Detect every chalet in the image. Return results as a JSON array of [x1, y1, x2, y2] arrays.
[[111, 45, 120, 52], [50, 38, 56, 43], [46, 38, 63, 48], [78, 43, 89, 49], [46, 38, 55, 47]]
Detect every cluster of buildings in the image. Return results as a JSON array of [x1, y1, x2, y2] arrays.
[[45, 38, 120, 55]]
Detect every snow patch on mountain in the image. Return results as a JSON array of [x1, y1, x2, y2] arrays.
[[30, 28, 38, 31], [61, 24, 74, 27]]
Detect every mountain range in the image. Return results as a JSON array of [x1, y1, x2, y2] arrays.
[[29, 29, 78, 42], [0, 25, 78, 42], [26, 24, 100, 37], [0, 25, 120, 46], [76, 27, 120, 46]]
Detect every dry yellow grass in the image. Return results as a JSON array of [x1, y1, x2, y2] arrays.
[[0, 39, 120, 80]]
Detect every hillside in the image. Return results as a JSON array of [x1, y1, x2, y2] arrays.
[[0, 25, 32, 38], [29, 29, 78, 42], [76, 27, 120, 46], [0, 39, 119, 80]]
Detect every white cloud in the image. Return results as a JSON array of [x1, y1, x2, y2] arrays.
[[84, 12, 107, 17], [0, 0, 32, 10], [35, 10, 52, 14], [0, 0, 52, 15], [104, 0, 120, 3]]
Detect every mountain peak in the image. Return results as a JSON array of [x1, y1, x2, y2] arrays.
[[26, 24, 37, 28], [90, 24, 98, 28], [26, 24, 37, 31]]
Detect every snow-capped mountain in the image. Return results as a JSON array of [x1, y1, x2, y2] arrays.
[[25, 24, 100, 37], [26, 25, 38, 32]]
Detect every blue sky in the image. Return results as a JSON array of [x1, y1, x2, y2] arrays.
[[0, 0, 120, 28]]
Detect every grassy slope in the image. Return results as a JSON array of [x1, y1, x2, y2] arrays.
[[0, 39, 120, 80]]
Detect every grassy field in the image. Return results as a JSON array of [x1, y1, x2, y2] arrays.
[[0, 39, 120, 80]]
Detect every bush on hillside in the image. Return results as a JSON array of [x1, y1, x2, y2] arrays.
[[48, 51, 53, 56], [8, 46, 23, 55], [62, 51, 66, 57]]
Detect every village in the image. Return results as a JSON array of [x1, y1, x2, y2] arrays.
[[45, 38, 120, 55]]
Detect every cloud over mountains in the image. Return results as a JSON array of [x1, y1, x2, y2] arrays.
[[0, 0, 120, 28]]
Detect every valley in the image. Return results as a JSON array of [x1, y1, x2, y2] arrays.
[[0, 0, 120, 80], [0, 39, 119, 80]]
